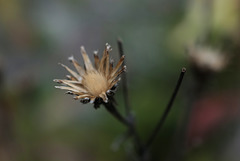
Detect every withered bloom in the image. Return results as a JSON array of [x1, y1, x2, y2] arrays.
[[54, 43, 126, 108]]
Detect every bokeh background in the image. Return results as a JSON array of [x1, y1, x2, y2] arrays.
[[1, 0, 240, 161]]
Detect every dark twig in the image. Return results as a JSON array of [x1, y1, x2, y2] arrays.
[[145, 67, 186, 149], [117, 38, 131, 116], [104, 101, 144, 160], [104, 101, 129, 126], [117, 39, 145, 160]]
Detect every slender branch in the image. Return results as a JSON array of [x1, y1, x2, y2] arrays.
[[117, 38, 131, 116], [104, 101, 129, 126], [145, 67, 186, 149], [104, 101, 144, 160]]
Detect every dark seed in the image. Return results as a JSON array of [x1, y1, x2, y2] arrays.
[[106, 90, 115, 96], [94, 97, 103, 104], [110, 84, 118, 91], [65, 91, 74, 95], [80, 97, 90, 104]]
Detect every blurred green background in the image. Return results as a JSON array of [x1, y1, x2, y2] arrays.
[[1, 0, 240, 161]]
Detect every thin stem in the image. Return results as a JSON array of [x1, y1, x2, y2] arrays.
[[104, 101, 144, 160], [117, 38, 131, 116], [117, 39, 145, 159], [104, 101, 129, 126], [145, 67, 186, 149]]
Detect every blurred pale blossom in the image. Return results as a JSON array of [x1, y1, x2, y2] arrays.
[[187, 46, 229, 72]]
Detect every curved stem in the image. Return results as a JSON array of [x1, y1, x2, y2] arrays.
[[104, 101, 144, 160], [145, 68, 186, 149], [104, 101, 129, 126]]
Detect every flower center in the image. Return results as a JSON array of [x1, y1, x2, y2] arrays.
[[82, 71, 109, 97]]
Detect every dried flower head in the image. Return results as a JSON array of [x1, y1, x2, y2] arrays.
[[187, 46, 228, 72], [54, 43, 126, 108]]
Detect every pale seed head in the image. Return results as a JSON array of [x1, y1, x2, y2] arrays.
[[54, 43, 125, 108]]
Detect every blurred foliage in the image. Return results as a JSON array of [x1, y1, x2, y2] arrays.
[[0, 0, 240, 161]]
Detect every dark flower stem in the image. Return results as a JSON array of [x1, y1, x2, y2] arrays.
[[145, 67, 186, 149], [109, 39, 186, 160], [117, 38, 131, 116], [104, 67, 186, 161], [104, 101, 144, 160], [104, 101, 129, 126]]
